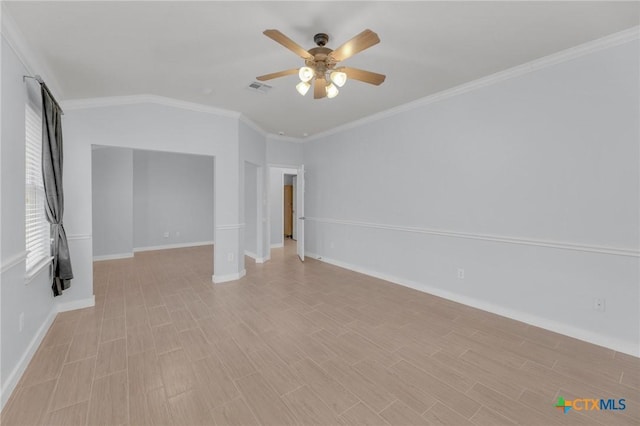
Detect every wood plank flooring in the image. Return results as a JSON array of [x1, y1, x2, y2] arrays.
[[2, 242, 638, 425]]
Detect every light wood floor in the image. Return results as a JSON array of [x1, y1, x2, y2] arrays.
[[2, 242, 638, 425]]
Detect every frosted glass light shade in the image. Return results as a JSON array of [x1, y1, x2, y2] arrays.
[[326, 83, 339, 99], [330, 71, 347, 87], [298, 67, 314, 82], [296, 81, 311, 96]]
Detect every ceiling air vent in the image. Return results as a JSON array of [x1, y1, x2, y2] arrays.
[[246, 81, 272, 94]]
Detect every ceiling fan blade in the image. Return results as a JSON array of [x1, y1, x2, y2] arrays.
[[256, 69, 299, 81], [314, 76, 327, 99], [263, 29, 313, 59], [342, 67, 386, 85], [329, 29, 380, 62]]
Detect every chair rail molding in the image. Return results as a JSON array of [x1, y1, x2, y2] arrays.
[[1, 251, 28, 274], [305, 217, 639, 257]]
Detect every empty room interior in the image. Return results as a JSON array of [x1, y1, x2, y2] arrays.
[[1, 2, 639, 425]]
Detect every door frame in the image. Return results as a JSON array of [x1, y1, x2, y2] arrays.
[[267, 164, 301, 259]]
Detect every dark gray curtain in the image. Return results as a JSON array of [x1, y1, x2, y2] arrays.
[[41, 84, 73, 296]]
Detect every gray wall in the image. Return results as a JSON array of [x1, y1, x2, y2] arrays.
[[267, 137, 303, 166], [266, 137, 302, 251], [1, 36, 57, 408], [269, 168, 284, 246], [91, 147, 133, 258], [133, 150, 214, 249], [239, 120, 267, 264], [304, 40, 640, 354], [91, 148, 215, 256], [244, 162, 258, 256]]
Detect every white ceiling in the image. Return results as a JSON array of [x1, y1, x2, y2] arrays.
[[4, 1, 639, 138]]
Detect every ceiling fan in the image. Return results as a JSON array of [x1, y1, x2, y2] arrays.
[[257, 29, 386, 99]]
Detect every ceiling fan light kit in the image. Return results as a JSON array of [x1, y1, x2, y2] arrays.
[[257, 29, 386, 100], [330, 71, 347, 87], [298, 66, 314, 83], [296, 81, 311, 96], [326, 83, 339, 98]]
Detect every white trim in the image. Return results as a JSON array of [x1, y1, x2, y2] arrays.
[[216, 224, 245, 231], [244, 251, 267, 263], [212, 269, 246, 283], [0, 307, 57, 410], [270, 243, 284, 249], [267, 163, 301, 170], [62, 94, 240, 119], [0, 294, 96, 410], [304, 26, 640, 143], [67, 234, 91, 241], [306, 252, 639, 357], [24, 257, 53, 285], [306, 217, 639, 258], [1, 251, 27, 274], [239, 114, 267, 136], [93, 253, 134, 261], [57, 295, 96, 313], [0, 5, 65, 99], [266, 133, 305, 144], [133, 241, 213, 253]]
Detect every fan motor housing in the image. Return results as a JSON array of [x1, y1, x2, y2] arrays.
[[314, 33, 329, 47]]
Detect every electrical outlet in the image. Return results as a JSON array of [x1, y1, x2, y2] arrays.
[[227, 252, 234, 262], [593, 298, 606, 312], [19, 312, 24, 332], [163, 231, 169, 238], [457, 268, 465, 279]]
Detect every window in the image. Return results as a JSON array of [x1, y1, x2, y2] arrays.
[[25, 102, 50, 272]]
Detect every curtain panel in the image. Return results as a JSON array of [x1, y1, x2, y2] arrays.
[[41, 85, 73, 296]]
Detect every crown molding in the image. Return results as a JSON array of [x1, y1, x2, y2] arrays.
[[1, 3, 65, 99], [62, 94, 241, 119], [239, 114, 267, 137], [266, 133, 306, 144], [305, 25, 640, 143]]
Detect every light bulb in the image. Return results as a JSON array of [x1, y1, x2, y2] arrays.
[[330, 71, 347, 87], [298, 67, 314, 83], [326, 83, 339, 99], [296, 81, 311, 96]]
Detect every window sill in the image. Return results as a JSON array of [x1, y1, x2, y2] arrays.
[[25, 256, 52, 284]]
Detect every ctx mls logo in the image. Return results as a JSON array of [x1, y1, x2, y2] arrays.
[[555, 396, 626, 414]]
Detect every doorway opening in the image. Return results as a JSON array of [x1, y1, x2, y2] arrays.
[[283, 173, 297, 241], [269, 166, 304, 261], [91, 146, 215, 274]]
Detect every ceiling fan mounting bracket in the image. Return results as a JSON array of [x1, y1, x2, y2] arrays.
[[313, 33, 329, 47]]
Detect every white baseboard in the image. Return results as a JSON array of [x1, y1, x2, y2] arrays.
[[306, 252, 640, 357], [57, 295, 96, 313], [270, 243, 284, 249], [212, 269, 246, 284], [93, 253, 133, 261], [244, 251, 267, 263], [0, 294, 96, 410], [133, 241, 213, 253], [0, 307, 57, 410]]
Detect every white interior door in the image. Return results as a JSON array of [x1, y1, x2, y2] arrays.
[[296, 165, 305, 262]]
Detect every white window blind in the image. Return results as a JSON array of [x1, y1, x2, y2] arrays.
[[25, 102, 50, 272]]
